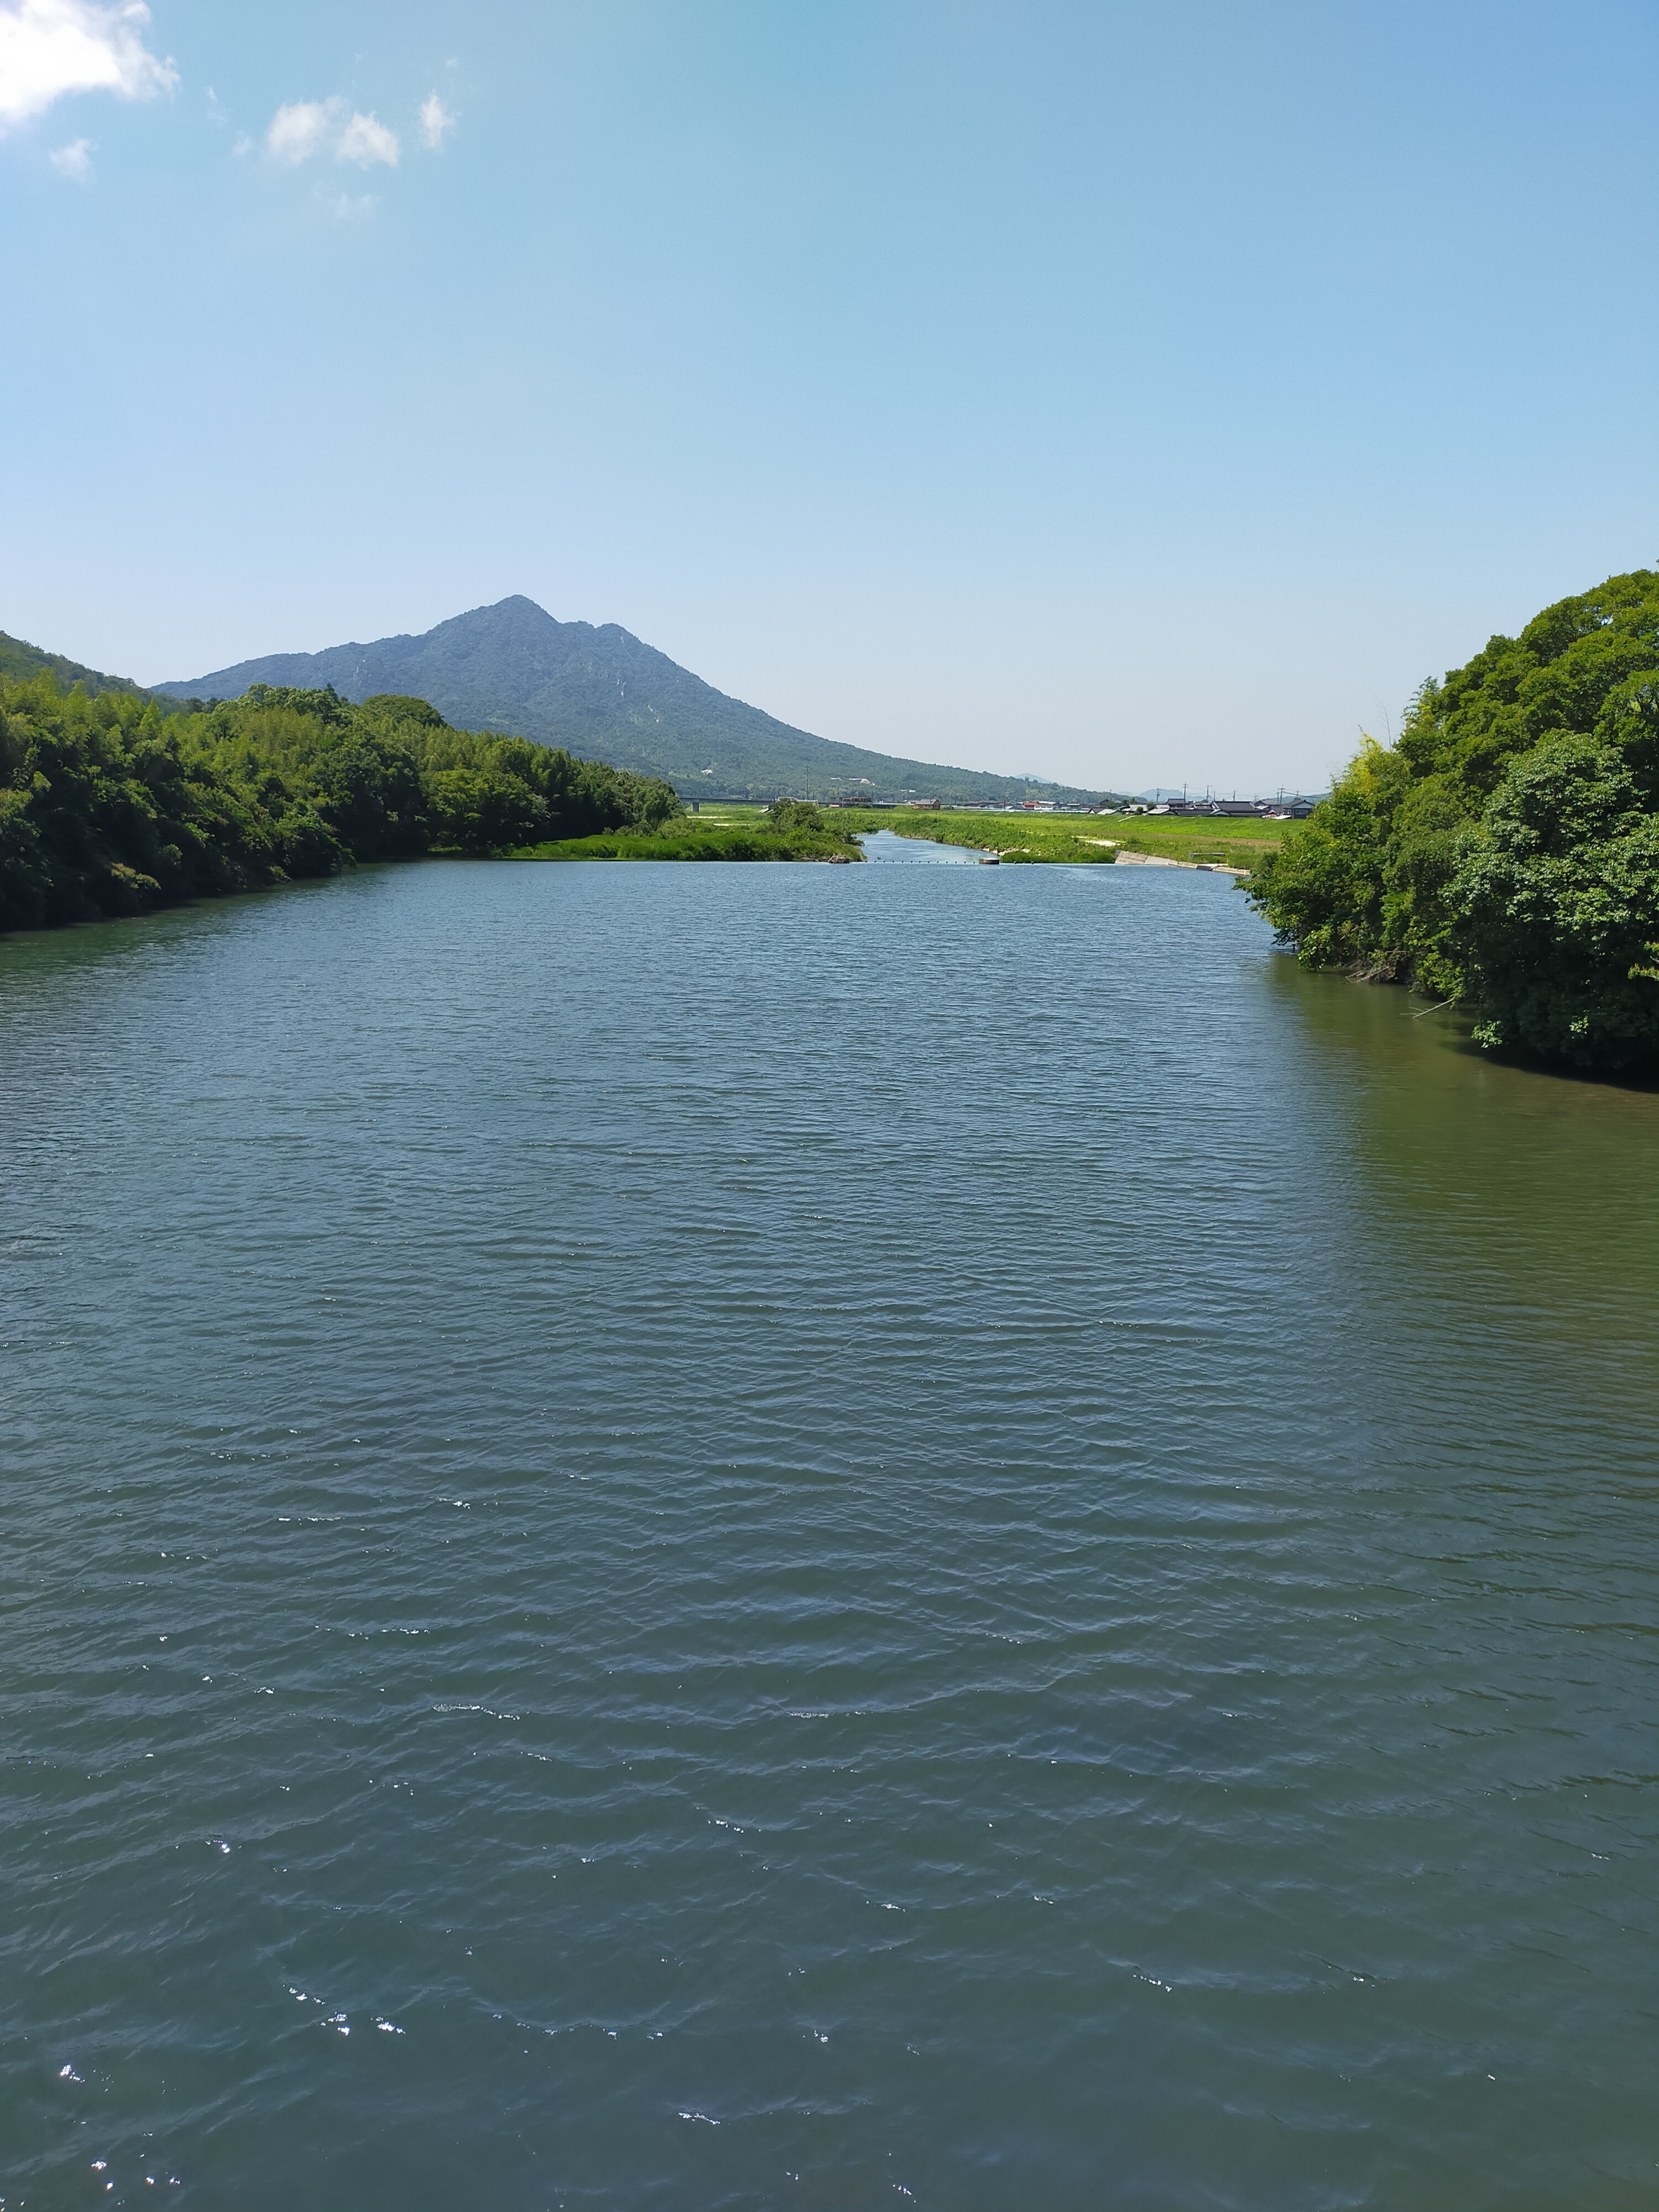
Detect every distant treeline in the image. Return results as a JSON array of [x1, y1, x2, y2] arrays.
[[524, 798, 864, 864], [1248, 571, 1659, 1070], [0, 679, 682, 933]]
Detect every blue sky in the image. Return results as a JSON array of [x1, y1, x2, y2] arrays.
[[2, 0, 1654, 792]]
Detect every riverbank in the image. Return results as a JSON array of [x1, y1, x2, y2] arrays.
[[799, 805, 1290, 872], [509, 815, 864, 863]]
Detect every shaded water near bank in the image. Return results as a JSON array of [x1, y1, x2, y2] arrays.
[[2, 859, 1655, 2210]]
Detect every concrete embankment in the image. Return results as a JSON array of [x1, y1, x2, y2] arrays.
[[1114, 852, 1250, 876]]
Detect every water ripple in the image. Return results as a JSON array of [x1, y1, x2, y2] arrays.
[[2, 860, 1655, 2210]]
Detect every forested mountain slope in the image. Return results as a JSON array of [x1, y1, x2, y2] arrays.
[[156, 596, 1098, 806], [0, 629, 185, 711]]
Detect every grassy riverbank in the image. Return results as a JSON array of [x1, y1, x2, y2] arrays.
[[815, 806, 1290, 872], [512, 805, 863, 863]]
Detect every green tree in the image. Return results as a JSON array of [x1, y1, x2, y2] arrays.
[[0, 663, 697, 937], [359, 693, 451, 732], [309, 729, 429, 858], [1249, 569, 1659, 1065], [1452, 737, 1659, 1068], [0, 676, 298, 930], [425, 767, 545, 853], [766, 798, 827, 835]]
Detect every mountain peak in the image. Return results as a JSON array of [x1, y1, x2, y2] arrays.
[[157, 602, 1097, 805]]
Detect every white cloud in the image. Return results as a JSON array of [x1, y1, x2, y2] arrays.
[[48, 129, 92, 177], [0, 0, 175, 131], [265, 96, 339, 164], [266, 96, 397, 169], [419, 92, 452, 150], [336, 108, 395, 167]]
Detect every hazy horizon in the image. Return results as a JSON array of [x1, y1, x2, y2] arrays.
[[3, 0, 1654, 794]]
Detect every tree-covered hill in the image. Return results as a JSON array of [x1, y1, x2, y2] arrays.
[[155, 596, 1109, 808], [0, 675, 684, 934], [0, 629, 187, 711], [1248, 570, 1659, 1069]]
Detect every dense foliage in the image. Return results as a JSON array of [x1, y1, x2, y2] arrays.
[[0, 674, 682, 934], [1248, 571, 1659, 1067], [519, 796, 864, 863]]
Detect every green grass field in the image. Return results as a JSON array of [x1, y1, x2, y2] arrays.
[[509, 803, 1291, 872], [826, 807, 1290, 872]]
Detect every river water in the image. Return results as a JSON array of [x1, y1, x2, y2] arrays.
[[2, 858, 1655, 2211], [855, 828, 984, 862]]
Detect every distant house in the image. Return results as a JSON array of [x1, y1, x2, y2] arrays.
[[1166, 799, 1264, 817], [1162, 796, 1324, 819]]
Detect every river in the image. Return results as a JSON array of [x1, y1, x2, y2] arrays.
[[2, 857, 1655, 2210]]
